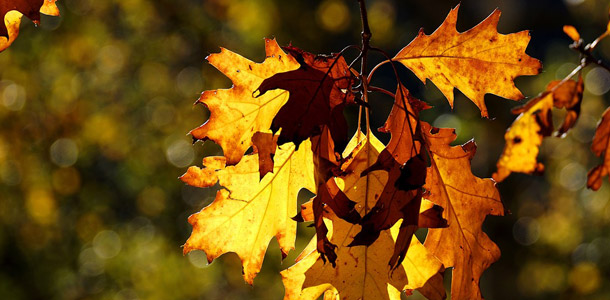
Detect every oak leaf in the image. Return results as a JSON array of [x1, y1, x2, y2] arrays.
[[493, 78, 584, 182], [257, 46, 356, 151], [422, 122, 505, 300], [282, 131, 444, 300], [588, 107, 610, 190], [0, 0, 59, 52], [190, 39, 299, 165], [181, 140, 315, 284], [394, 5, 541, 117]]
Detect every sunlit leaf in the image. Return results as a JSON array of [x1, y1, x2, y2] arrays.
[[394, 5, 541, 117], [181, 140, 315, 284], [190, 39, 299, 165]]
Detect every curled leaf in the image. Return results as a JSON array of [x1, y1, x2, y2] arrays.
[[588, 108, 610, 190], [494, 78, 584, 182]]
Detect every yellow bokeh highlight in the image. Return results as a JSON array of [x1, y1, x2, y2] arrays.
[[137, 186, 167, 216], [52, 167, 82, 195], [25, 188, 57, 225], [368, 0, 395, 44], [76, 213, 104, 242], [518, 261, 566, 295], [316, 0, 351, 33], [569, 262, 601, 294]]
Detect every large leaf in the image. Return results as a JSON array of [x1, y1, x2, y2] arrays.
[[190, 38, 299, 165], [0, 0, 59, 52], [394, 5, 541, 117], [282, 132, 444, 300], [181, 140, 315, 284], [422, 122, 505, 300]]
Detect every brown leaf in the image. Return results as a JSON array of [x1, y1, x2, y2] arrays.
[[0, 0, 59, 52], [394, 5, 541, 117], [282, 132, 443, 300], [366, 85, 428, 172], [181, 140, 315, 284], [190, 39, 300, 165], [553, 76, 584, 136], [422, 122, 505, 300], [588, 107, 610, 190], [493, 78, 583, 182], [252, 131, 278, 179], [257, 46, 356, 151]]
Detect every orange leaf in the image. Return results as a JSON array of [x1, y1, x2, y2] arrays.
[[394, 5, 541, 117], [563, 25, 581, 42], [181, 140, 315, 284], [0, 0, 59, 52], [190, 39, 299, 165], [588, 107, 610, 190], [282, 131, 444, 300], [422, 122, 505, 300]]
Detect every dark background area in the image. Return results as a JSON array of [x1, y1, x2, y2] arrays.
[[0, 0, 609, 299]]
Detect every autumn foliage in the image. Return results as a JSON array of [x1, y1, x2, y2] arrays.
[[0, 0, 59, 52], [181, 4, 544, 299]]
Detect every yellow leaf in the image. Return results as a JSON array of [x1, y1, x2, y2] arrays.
[[394, 5, 541, 117], [422, 122, 505, 300], [282, 132, 443, 299], [181, 140, 315, 284], [494, 78, 583, 182], [190, 39, 300, 165]]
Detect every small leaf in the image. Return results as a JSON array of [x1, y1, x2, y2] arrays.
[[563, 25, 581, 42], [588, 107, 610, 190]]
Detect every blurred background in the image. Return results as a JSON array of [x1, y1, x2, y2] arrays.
[[0, 0, 609, 299]]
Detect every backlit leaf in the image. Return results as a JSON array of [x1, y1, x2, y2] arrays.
[[190, 39, 299, 165], [181, 140, 315, 284], [282, 131, 444, 300], [394, 5, 541, 117], [422, 122, 505, 300]]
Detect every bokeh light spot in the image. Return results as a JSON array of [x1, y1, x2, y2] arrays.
[[187, 250, 209, 268], [93, 230, 122, 259], [317, 0, 351, 33], [513, 217, 540, 246], [166, 139, 195, 168], [1, 82, 26, 111], [585, 67, 610, 95], [559, 162, 586, 191], [50, 138, 79, 167], [569, 262, 601, 294]]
